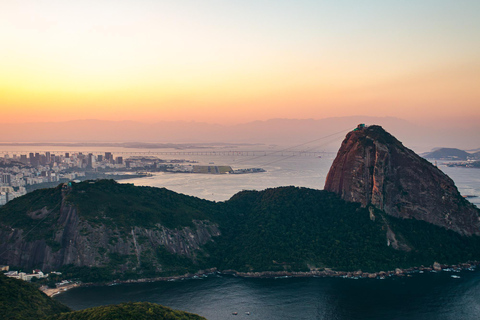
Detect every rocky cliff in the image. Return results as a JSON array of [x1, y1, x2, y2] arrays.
[[0, 180, 220, 274], [324, 125, 480, 236]]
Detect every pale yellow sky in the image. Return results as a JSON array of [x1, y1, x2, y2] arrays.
[[1, 0, 479, 125]]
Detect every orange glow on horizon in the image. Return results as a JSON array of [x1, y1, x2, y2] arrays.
[[1, 1, 479, 126]]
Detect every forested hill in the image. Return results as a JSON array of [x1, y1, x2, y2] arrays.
[[0, 180, 480, 281], [0, 180, 221, 280], [212, 187, 480, 272], [44, 302, 207, 320], [0, 273, 206, 320], [0, 273, 70, 320], [0, 179, 218, 232]]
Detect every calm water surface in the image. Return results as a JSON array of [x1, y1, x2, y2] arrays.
[[56, 270, 480, 320]]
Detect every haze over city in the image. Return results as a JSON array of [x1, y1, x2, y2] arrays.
[[1, 1, 479, 148]]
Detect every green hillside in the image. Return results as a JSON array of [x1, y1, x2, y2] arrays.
[[44, 302, 206, 320], [208, 187, 480, 272], [0, 273, 205, 320], [1, 181, 480, 280], [0, 179, 218, 239], [0, 273, 70, 320], [64, 179, 218, 229]]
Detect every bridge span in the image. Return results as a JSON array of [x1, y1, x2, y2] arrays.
[[0, 150, 324, 157]]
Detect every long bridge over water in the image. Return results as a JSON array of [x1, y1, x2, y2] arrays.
[[0, 150, 324, 157]]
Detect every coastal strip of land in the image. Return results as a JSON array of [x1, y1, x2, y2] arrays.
[[40, 261, 478, 297], [41, 283, 81, 297]]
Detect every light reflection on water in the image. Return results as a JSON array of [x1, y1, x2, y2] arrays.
[[120, 154, 480, 208], [120, 154, 336, 202]]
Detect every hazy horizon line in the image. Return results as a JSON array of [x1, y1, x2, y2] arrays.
[[0, 115, 407, 126]]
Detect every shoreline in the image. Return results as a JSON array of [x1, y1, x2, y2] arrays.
[[41, 282, 81, 297], [43, 261, 478, 297]]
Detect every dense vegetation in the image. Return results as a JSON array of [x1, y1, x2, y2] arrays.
[[0, 273, 70, 320], [0, 180, 218, 240], [65, 180, 218, 229], [385, 215, 480, 267], [206, 187, 480, 272], [1, 181, 480, 280], [0, 274, 205, 320], [207, 187, 398, 272], [44, 302, 206, 320], [0, 185, 63, 241]]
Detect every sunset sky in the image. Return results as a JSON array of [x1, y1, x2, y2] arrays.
[[1, 0, 479, 125]]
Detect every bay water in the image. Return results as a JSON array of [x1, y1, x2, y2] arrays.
[[56, 270, 480, 320]]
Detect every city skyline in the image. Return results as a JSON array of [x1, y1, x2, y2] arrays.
[[1, 1, 479, 126]]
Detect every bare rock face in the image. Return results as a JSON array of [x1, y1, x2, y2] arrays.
[[0, 201, 220, 272], [325, 125, 480, 236]]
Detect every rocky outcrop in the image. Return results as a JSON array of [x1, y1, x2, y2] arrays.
[[325, 125, 480, 236], [0, 199, 220, 272]]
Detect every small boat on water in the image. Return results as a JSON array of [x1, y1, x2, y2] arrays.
[[451, 275, 461, 279], [232, 312, 238, 315]]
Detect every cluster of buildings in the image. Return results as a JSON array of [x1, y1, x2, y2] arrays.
[[0, 186, 27, 206], [4, 270, 48, 281], [0, 150, 264, 206], [1, 265, 64, 283], [0, 151, 129, 205], [0, 151, 199, 206], [3, 151, 126, 171], [1, 265, 50, 281]]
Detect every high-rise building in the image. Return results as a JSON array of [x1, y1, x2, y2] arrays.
[[40, 155, 47, 166], [1, 174, 11, 185], [87, 153, 95, 168], [0, 192, 7, 206], [65, 152, 70, 158], [105, 152, 113, 162], [115, 157, 123, 165], [46, 152, 51, 164]]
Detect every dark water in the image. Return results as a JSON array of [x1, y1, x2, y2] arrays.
[[56, 269, 480, 320]]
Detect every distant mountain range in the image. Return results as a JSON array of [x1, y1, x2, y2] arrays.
[[2, 116, 479, 151]]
